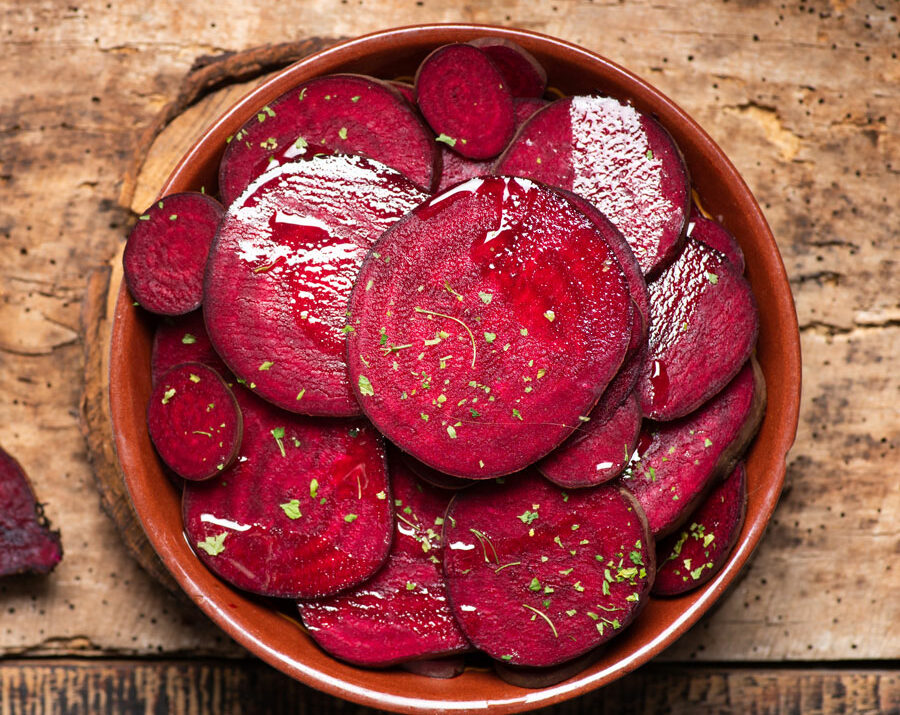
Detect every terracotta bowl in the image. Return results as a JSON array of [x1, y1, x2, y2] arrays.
[[110, 24, 801, 714]]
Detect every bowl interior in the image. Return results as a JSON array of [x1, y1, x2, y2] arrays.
[[110, 24, 801, 714]]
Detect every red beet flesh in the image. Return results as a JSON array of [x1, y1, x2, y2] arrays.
[[151, 311, 230, 384], [468, 38, 548, 99], [639, 238, 758, 421], [443, 472, 654, 667], [218, 74, 438, 204], [297, 458, 469, 666], [622, 359, 765, 537], [148, 363, 242, 481], [494, 96, 690, 276], [204, 155, 428, 417], [493, 648, 602, 688], [415, 44, 516, 160], [182, 388, 392, 598], [346, 176, 632, 478], [653, 461, 747, 596], [123, 192, 223, 316], [0, 447, 62, 576], [688, 206, 746, 273], [395, 448, 473, 490]]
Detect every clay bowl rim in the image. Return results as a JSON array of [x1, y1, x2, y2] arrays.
[[109, 23, 802, 715]]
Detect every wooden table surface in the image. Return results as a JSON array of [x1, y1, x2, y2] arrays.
[[1, 1, 898, 713]]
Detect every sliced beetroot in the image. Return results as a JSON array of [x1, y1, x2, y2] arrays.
[[394, 448, 473, 490], [622, 359, 765, 537], [205, 155, 428, 417], [147, 363, 242, 481], [151, 310, 230, 384], [346, 176, 632, 478], [494, 95, 690, 276], [468, 38, 548, 99], [653, 461, 747, 596], [183, 387, 392, 598], [415, 44, 516, 160], [390, 81, 416, 105], [639, 238, 758, 421], [218, 73, 438, 204], [493, 648, 602, 689], [0, 447, 62, 576], [688, 206, 746, 273], [538, 388, 641, 488], [123, 193, 223, 316], [401, 656, 467, 679], [443, 472, 654, 667]]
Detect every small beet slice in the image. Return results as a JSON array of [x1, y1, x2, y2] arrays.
[[393, 446, 473, 490], [653, 461, 747, 596], [205, 155, 428, 417], [538, 388, 642, 488], [401, 657, 467, 679], [622, 359, 765, 537], [0, 447, 62, 576], [494, 95, 690, 276], [390, 81, 416, 105], [148, 363, 242, 481], [468, 38, 548, 99], [688, 206, 746, 273], [415, 44, 516, 160], [151, 310, 230, 385], [346, 176, 632, 478], [639, 238, 758, 421], [493, 648, 602, 689], [218, 74, 438, 204], [183, 388, 392, 598], [297, 458, 469, 666], [443, 472, 654, 667], [123, 193, 223, 316]]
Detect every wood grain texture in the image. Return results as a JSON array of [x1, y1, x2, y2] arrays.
[[0, 0, 897, 667]]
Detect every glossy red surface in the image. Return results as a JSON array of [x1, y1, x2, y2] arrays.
[[110, 24, 801, 714]]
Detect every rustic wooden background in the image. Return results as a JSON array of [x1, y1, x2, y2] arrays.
[[1, 0, 898, 712]]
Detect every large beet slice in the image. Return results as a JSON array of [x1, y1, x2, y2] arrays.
[[443, 472, 654, 667], [151, 310, 230, 384], [494, 95, 690, 276], [688, 206, 746, 273], [639, 238, 758, 421], [205, 155, 428, 417], [622, 359, 765, 537], [0, 447, 62, 576], [346, 176, 632, 478], [653, 461, 747, 596], [148, 363, 242, 481], [123, 193, 223, 315], [415, 44, 516, 160], [297, 458, 469, 666], [468, 38, 548, 99], [538, 388, 641, 488], [182, 388, 392, 598], [218, 74, 438, 204]]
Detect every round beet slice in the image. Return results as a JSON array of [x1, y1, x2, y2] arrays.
[[148, 363, 242, 481], [688, 206, 746, 273], [151, 311, 230, 385], [443, 472, 654, 668], [653, 461, 747, 596], [346, 176, 633, 479], [297, 458, 469, 667], [123, 192, 223, 316], [639, 238, 758, 421], [183, 388, 392, 598], [415, 44, 516, 160], [395, 448, 473, 491], [205, 155, 428, 417], [218, 73, 438, 204], [468, 38, 548, 99], [494, 95, 690, 276]]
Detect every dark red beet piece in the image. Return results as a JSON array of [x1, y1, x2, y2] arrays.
[[390, 81, 416, 105], [148, 363, 242, 481], [151, 311, 230, 385], [297, 459, 469, 666], [415, 44, 516, 160], [443, 472, 654, 667], [395, 448, 473, 490], [182, 387, 392, 598], [538, 388, 641, 488], [688, 206, 746, 273], [401, 656, 467, 679], [218, 74, 438, 204], [494, 95, 690, 276], [639, 238, 758, 421], [468, 38, 548, 99], [622, 359, 765, 537], [0, 447, 62, 576], [123, 193, 223, 316], [205, 155, 428, 417], [493, 648, 602, 688], [653, 461, 747, 596], [346, 176, 632, 478]]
